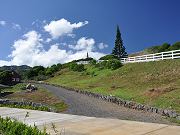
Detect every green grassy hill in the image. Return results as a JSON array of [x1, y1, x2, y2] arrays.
[[47, 59, 180, 113]]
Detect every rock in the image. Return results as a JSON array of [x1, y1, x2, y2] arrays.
[[0, 99, 55, 112], [177, 116, 180, 120], [168, 111, 177, 118]]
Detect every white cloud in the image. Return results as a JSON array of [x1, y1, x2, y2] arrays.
[[0, 21, 6, 26], [9, 31, 43, 66], [12, 23, 21, 30], [0, 60, 11, 66], [0, 30, 105, 67], [45, 38, 52, 43], [44, 18, 88, 39], [98, 43, 108, 49], [69, 37, 95, 51]]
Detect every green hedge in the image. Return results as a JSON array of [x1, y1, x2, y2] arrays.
[[0, 117, 47, 135]]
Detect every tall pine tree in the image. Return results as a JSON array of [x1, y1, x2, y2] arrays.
[[112, 25, 127, 59]]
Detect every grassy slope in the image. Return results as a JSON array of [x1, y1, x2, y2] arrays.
[[47, 59, 180, 113], [4, 83, 67, 112]]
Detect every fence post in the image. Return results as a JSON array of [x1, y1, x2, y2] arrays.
[[162, 52, 164, 60], [172, 51, 174, 59], [153, 54, 155, 61]]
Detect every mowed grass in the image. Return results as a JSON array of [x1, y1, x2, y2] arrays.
[[47, 59, 180, 113], [4, 83, 67, 112]]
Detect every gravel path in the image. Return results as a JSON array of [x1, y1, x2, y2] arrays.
[[40, 84, 171, 124]]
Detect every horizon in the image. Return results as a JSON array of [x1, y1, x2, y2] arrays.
[[0, 0, 180, 67]]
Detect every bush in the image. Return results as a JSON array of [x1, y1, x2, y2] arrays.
[[0, 117, 47, 135], [158, 43, 170, 52], [97, 59, 122, 70], [106, 59, 122, 70], [69, 63, 85, 72], [89, 59, 97, 66], [168, 42, 180, 51], [62, 62, 74, 69], [145, 42, 180, 54], [96, 60, 108, 69]]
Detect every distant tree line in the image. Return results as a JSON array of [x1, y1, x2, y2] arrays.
[[25, 64, 62, 80], [145, 42, 180, 54]]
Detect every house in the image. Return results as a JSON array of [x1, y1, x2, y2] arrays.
[[11, 71, 21, 85], [76, 52, 94, 65], [0, 70, 21, 86]]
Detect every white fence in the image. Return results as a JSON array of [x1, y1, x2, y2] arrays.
[[121, 49, 180, 64]]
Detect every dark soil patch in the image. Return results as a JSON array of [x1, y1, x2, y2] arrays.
[[145, 86, 175, 98]]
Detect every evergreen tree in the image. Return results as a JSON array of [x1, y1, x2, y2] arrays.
[[112, 25, 127, 59]]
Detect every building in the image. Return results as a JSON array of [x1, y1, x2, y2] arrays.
[[76, 52, 94, 65], [11, 71, 21, 85]]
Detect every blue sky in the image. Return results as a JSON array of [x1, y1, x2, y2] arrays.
[[0, 0, 180, 66]]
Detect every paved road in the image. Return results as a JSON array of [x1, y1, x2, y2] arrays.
[[1, 107, 180, 135], [40, 84, 171, 124]]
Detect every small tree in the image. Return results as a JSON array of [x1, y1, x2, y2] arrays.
[[112, 25, 127, 59]]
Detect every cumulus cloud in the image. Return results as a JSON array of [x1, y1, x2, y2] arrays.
[[44, 18, 88, 39], [69, 37, 95, 51], [0, 60, 11, 66], [8, 31, 43, 66], [0, 30, 105, 67], [0, 21, 6, 26], [98, 43, 108, 49]]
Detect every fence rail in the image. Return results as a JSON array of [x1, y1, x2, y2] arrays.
[[120, 49, 180, 63]]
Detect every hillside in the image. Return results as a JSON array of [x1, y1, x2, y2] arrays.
[[47, 59, 180, 113]]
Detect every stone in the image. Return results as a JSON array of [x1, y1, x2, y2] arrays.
[[177, 116, 180, 120]]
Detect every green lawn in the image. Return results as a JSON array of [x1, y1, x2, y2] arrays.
[[47, 59, 180, 113]]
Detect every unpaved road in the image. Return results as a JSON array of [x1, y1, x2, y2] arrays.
[[40, 84, 171, 124]]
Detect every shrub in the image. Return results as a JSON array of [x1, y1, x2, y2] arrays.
[[96, 60, 108, 69], [168, 42, 180, 51], [158, 43, 170, 52], [106, 59, 122, 70], [69, 63, 85, 72], [97, 59, 122, 70], [62, 62, 74, 69], [0, 117, 47, 135], [89, 59, 97, 66]]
